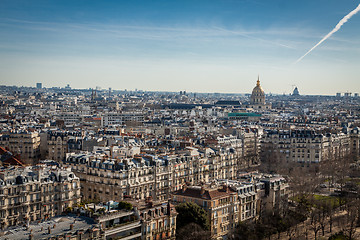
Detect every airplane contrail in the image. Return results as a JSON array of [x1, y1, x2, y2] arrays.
[[295, 3, 360, 64]]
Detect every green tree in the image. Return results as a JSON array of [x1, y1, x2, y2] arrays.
[[118, 201, 133, 211], [175, 202, 210, 232]]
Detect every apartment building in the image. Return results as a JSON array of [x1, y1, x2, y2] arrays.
[[261, 129, 351, 164], [97, 200, 177, 240], [140, 201, 177, 240], [258, 175, 289, 212], [102, 112, 144, 127], [172, 173, 288, 239], [224, 182, 258, 222], [0, 130, 41, 165], [350, 127, 360, 160], [0, 199, 177, 240], [57, 112, 84, 125], [64, 145, 245, 203], [0, 165, 81, 229], [95, 206, 142, 240], [172, 185, 238, 239], [238, 128, 261, 167], [47, 130, 83, 162]]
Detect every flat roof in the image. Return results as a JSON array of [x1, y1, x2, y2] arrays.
[[0, 215, 97, 240]]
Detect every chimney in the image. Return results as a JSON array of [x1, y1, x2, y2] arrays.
[[182, 184, 187, 193], [167, 200, 171, 215], [200, 186, 205, 195], [222, 184, 228, 192]]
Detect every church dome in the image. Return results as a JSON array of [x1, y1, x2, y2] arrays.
[[251, 77, 265, 105], [292, 87, 300, 96]]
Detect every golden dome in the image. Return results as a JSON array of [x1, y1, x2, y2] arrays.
[[252, 76, 264, 95], [251, 76, 265, 104]]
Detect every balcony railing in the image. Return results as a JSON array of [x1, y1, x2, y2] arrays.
[[104, 221, 141, 236], [98, 211, 134, 222]]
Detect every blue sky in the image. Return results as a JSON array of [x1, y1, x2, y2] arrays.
[[0, 0, 359, 95]]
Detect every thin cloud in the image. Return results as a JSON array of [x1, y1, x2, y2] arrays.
[[0, 17, 301, 45], [213, 26, 295, 49]]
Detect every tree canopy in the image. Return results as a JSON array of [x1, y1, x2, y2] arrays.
[[175, 202, 210, 231]]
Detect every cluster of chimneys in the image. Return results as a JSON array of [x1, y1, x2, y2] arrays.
[[181, 184, 229, 195]]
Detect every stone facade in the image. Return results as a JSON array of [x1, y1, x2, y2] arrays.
[[172, 185, 238, 240], [47, 130, 83, 162], [93, 201, 177, 240], [0, 165, 81, 229], [64, 144, 256, 203], [171, 173, 289, 239], [261, 129, 352, 164], [0, 131, 41, 165]]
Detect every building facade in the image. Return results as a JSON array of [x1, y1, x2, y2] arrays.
[[47, 130, 83, 162], [261, 129, 352, 164], [172, 173, 289, 239], [0, 131, 41, 165], [0, 165, 81, 229], [102, 112, 145, 127], [172, 185, 238, 240], [89, 201, 177, 240], [64, 145, 252, 203]]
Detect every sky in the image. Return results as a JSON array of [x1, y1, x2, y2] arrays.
[[0, 0, 359, 95]]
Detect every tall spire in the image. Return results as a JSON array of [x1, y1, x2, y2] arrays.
[[256, 75, 260, 86]]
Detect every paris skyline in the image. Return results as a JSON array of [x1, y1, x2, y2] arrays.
[[0, 0, 360, 95]]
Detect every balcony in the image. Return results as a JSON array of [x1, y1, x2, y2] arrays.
[[118, 232, 141, 240], [152, 226, 170, 234], [104, 221, 141, 236], [98, 211, 134, 222]]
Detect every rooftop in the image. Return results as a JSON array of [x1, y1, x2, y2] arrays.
[[0, 215, 98, 240]]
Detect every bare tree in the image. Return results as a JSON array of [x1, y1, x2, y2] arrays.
[[342, 198, 360, 240], [309, 208, 321, 240], [176, 222, 211, 240]]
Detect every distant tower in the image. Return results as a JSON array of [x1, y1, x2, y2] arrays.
[[344, 92, 351, 97], [292, 87, 300, 96], [91, 88, 97, 100], [250, 76, 265, 105], [36, 83, 42, 89]]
